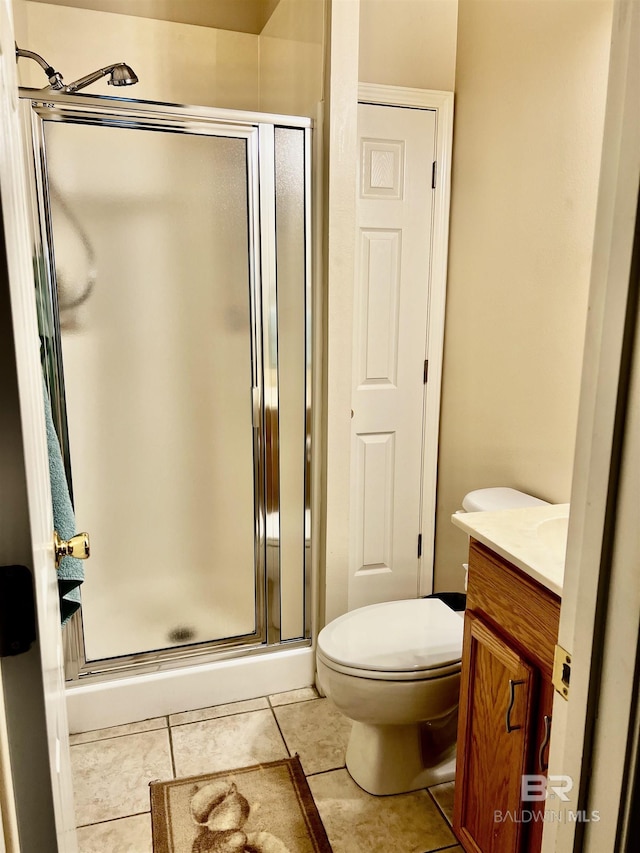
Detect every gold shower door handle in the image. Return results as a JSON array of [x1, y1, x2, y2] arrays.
[[54, 530, 90, 568]]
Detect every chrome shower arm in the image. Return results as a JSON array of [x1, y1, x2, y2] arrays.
[[15, 44, 64, 90]]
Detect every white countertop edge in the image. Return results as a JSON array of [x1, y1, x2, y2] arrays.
[[451, 503, 569, 597]]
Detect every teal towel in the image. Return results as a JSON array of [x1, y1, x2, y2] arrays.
[[42, 380, 83, 624]]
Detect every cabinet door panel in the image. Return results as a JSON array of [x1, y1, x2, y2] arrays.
[[525, 679, 554, 853], [454, 613, 536, 853]]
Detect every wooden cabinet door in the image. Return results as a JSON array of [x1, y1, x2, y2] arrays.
[[454, 613, 536, 853], [525, 679, 554, 853]]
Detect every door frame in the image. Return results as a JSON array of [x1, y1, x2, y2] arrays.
[[356, 83, 454, 597], [18, 90, 314, 680], [542, 0, 640, 849], [20, 93, 267, 678], [0, 1, 77, 848]]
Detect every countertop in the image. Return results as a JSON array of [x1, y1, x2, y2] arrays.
[[451, 503, 569, 597]]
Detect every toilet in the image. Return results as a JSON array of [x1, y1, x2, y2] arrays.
[[316, 487, 549, 797]]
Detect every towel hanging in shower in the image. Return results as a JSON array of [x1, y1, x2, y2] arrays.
[[42, 378, 84, 624]]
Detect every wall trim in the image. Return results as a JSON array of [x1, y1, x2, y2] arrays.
[[357, 83, 454, 597]]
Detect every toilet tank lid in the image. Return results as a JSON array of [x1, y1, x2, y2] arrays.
[[462, 487, 549, 513]]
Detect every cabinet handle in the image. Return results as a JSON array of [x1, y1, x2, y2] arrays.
[[505, 679, 525, 733], [538, 715, 552, 772]]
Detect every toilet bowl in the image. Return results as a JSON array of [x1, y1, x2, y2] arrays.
[[316, 598, 463, 796], [317, 486, 549, 796]]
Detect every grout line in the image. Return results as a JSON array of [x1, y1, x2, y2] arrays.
[[426, 786, 454, 828], [269, 703, 293, 758], [76, 810, 150, 829], [69, 721, 169, 747], [305, 764, 346, 780], [421, 845, 460, 853], [169, 705, 271, 727], [268, 693, 320, 709], [166, 717, 177, 778]]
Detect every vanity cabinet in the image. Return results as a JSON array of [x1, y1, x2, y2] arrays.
[[453, 540, 560, 853]]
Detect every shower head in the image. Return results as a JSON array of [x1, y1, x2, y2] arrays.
[[15, 44, 139, 94], [108, 64, 139, 88], [62, 62, 139, 94]]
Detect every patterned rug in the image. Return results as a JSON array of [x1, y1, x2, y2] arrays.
[[150, 756, 332, 853]]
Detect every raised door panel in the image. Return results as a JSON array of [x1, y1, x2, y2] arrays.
[[454, 613, 536, 853]]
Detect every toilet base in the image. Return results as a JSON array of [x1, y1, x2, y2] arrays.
[[345, 718, 457, 796]]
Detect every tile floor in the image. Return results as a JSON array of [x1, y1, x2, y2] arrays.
[[70, 687, 462, 852]]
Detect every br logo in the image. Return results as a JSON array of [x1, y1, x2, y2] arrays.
[[521, 774, 573, 802]]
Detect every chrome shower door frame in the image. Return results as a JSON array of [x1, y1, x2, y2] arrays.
[[19, 90, 313, 680]]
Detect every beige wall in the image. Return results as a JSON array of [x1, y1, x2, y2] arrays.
[[15, 0, 614, 619], [19, 1, 325, 117], [20, 2, 260, 109], [359, 0, 458, 90], [434, 0, 614, 592], [11, 0, 28, 41], [260, 0, 325, 116]]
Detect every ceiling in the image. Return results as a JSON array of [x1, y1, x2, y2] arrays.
[[30, 0, 282, 34]]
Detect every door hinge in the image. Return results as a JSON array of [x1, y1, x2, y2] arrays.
[[431, 161, 437, 189], [423, 359, 429, 384], [552, 644, 572, 700], [417, 533, 422, 558]]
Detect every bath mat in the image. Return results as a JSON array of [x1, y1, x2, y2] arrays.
[[150, 756, 332, 853]]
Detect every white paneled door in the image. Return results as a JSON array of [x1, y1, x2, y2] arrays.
[[349, 101, 437, 609]]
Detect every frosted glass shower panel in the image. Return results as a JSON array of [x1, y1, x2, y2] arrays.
[[44, 121, 259, 660], [275, 128, 308, 641]]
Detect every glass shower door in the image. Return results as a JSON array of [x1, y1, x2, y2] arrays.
[[41, 117, 262, 663]]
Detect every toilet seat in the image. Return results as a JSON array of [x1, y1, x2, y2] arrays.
[[317, 598, 463, 682]]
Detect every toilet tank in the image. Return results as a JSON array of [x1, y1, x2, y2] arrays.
[[462, 487, 549, 513]]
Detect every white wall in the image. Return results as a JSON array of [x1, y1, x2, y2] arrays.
[[435, 0, 614, 591], [320, 0, 360, 622]]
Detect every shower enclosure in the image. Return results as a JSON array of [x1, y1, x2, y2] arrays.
[[20, 91, 312, 684]]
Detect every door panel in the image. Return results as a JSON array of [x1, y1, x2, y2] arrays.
[[41, 120, 260, 662], [455, 613, 536, 853], [350, 103, 436, 608]]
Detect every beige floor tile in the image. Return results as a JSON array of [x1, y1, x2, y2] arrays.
[[273, 697, 351, 775], [169, 697, 269, 726], [72, 729, 173, 826], [76, 814, 153, 852], [170, 708, 288, 778], [70, 717, 167, 746], [429, 780, 455, 826], [269, 686, 319, 706], [307, 769, 457, 853]]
